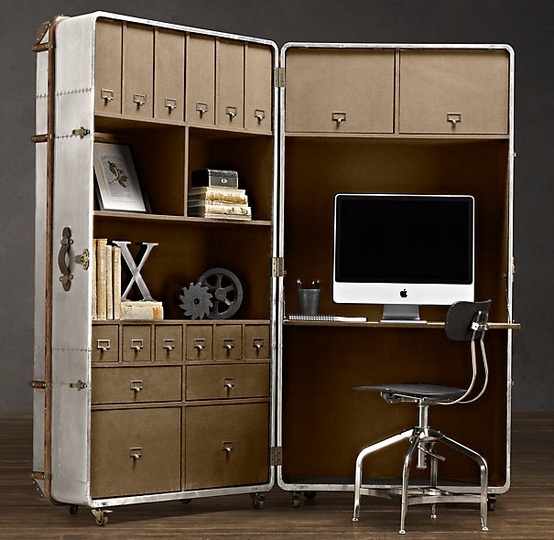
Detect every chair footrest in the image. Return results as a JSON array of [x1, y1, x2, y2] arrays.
[[360, 485, 484, 506]]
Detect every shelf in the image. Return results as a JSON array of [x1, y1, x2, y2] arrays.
[[94, 210, 272, 227], [283, 318, 520, 330]]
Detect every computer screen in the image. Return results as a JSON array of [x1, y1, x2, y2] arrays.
[[333, 194, 475, 321]]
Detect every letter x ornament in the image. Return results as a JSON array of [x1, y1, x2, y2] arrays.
[[112, 241, 158, 301]]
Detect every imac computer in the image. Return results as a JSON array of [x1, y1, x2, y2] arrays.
[[333, 194, 475, 323]]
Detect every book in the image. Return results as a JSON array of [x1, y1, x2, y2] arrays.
[[188, 201, 252, 218], [188, 186, 248, 204], [112, 245, 121, 320], [191, 169, 239, 189], [96, 238, 108, 320], [120, 301, 164, 321], [106, 245, 113, 319]]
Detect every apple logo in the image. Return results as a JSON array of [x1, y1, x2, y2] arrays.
[[400, 289, 408, 298]]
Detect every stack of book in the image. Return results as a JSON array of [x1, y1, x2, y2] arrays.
[[91, 238, 163, 321], [187, 169, 252, 221]]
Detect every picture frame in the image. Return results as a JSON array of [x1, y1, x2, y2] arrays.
[[93, 142, 150, 212]]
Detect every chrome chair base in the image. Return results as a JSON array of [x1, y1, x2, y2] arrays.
[[352, 425, 489, 534]]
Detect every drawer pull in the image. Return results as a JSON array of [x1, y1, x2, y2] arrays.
[[223, 338, 235, 352], [254, 109, 265, 122], [130, 380, 143, 393], [223, 377, 235, 391], [129, 447, 143, 460], [165, 98, 177, 111], [447, 112, 462, 126], [193, 338, 206, 352], [196, 102, 208, 116], [222, 441, 234, 454], [163, 339, 175, 352], [226, 106, 238, 119], [97, 339, 111, 353], [131, 339, 144, 352], [133, 93, 147, 107], [101, 89, 114, 102], [252, 338, 265, 351], [332, 111, 347, 124]]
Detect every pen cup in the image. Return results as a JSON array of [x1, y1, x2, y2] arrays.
[[297, 288, 321, 315]]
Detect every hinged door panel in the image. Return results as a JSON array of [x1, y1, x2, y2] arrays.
[[48, 14, 96, 505], [284, 47, 395, 133]]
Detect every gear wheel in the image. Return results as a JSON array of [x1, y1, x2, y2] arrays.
[[178, 282, 213, 319]]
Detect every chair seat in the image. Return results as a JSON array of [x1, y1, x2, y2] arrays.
[[353, 382, 466, 402]]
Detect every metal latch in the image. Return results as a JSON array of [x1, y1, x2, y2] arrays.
[[70, 380, 88, 391], [31, 471, 52, 480], [32, 133, 54, 143], [72, 127, 90, 139]]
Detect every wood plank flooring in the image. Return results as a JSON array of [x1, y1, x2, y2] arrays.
[[1, 412, 552, 539]]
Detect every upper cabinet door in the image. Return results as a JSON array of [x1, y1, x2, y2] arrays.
[[244, 44, 273, 133], [216, 40, 245, 129], [399, 49, 510, 135], [122, 24, 154, 118], [95, 19, 122, 114], [284, 48, 395, 134], [186, 35, 215, 126], [154, 29, 185, 123]]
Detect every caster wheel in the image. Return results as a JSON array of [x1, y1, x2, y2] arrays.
[[292, 493, 301, 508], [180, 499, 192, 505], [487, 496, 497, 511], [303, 491, 316, 500], [251, 493, 265, 510], [91, 508, 111, 526], [69, 505, 79, 515]]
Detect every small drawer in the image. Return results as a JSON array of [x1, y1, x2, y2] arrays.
[[92, 325, 119, 363], [155, 325, 183, 362], [186, 325, 213, 361], [185, 363, 270, 401], [123, 325, 152, 362], [214, 325, 242, 361], [91, 407, 181, 498], [244, 325, 270, 360], [92, 366, 182, 404]]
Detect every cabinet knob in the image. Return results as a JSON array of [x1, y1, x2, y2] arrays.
[[165, 98, 177, 111], [193, 338, 206, 352], [332, 111, 347, 124], [101, 89, 114, 102], [253, 338, 265, 351], [223, 377, 235, 390], [226, 106, 238, 119], [223, 338, 235, 352], [131, 339, 144, 352], [254, 109, 265, 122]]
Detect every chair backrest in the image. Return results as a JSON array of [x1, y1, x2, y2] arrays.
[[444, 300, 491, 341]]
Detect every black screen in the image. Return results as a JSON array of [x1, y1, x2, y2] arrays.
[[335, 195, 474, 284]]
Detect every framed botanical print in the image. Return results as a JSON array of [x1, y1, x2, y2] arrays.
[[93, 143, 150, 212]]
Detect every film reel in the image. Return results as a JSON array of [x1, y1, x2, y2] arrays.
[[197, 268, 243, 320]]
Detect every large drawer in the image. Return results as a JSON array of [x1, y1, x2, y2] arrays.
[[91, 407, 181, 498], [184, 402, 269, 490], [92, 366, 182, 404], [185, 363, 270, 401]]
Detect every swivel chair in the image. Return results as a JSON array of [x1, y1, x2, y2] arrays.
[[352, 300, 491, 534]]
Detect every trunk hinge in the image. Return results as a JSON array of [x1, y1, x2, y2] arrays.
[[270, 446, 283, 466], [29, 380, 52, 390], [274, 67, 285, 88], [72, 126, 91, 139], [271, 257, 286, 278], [32, 133, 54, 144], [69, 380, 89, 391], [31, 471, 52, 481]]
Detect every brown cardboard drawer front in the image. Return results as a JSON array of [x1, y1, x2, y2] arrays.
[[214, 324, 243, 361], [91, 407, 181, 498], [184, 402, 269, 490], [92, 325, 119, 363], [186, 325, 213, 361], [155, 324, 183, 362], [123, 325, 152, 362], [92, 366, 182, 404], [244, 324, 270, 360], [185, 363, 270, 401]]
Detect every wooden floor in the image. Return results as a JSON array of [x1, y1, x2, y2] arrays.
[[1, 413, 553, 539]]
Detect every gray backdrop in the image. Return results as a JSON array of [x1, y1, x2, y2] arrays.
[[1, 0, 552, 413]]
